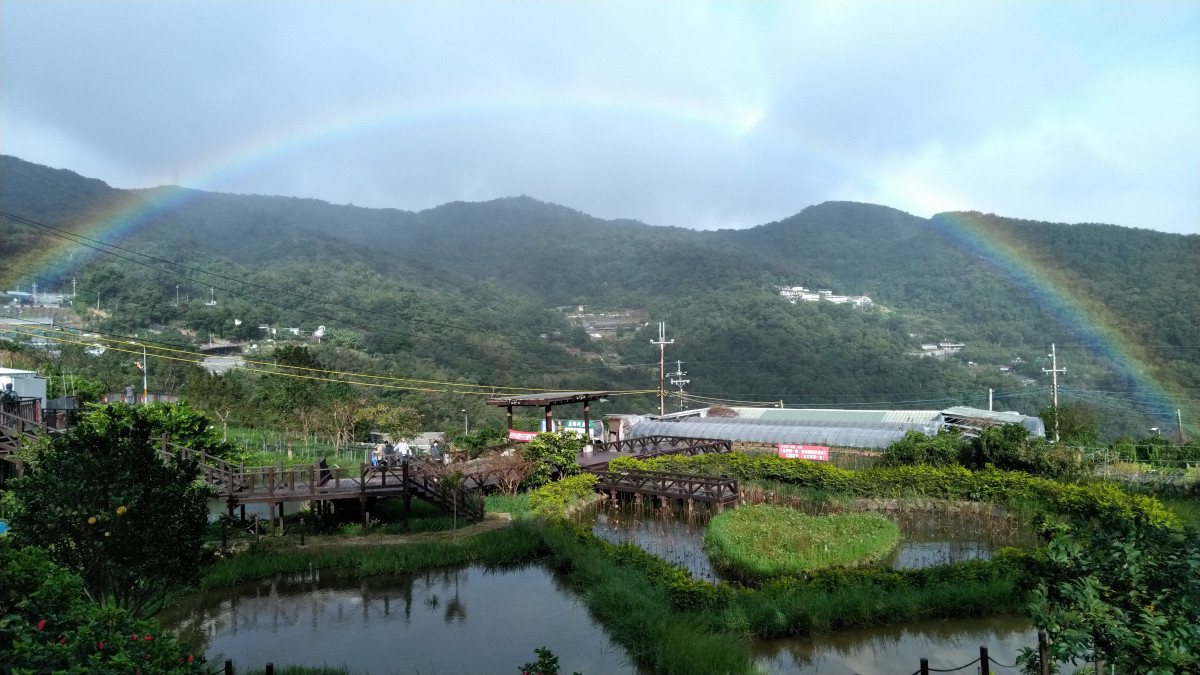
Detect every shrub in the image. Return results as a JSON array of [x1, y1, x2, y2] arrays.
[[0, 541, 207, 674], [881, 429, 968, 467], [528, 473, 598, 519], [521, 432, 584, 490], [609, 453, 1177, 527]]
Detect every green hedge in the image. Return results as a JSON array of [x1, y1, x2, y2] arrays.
[[607, 454, 1178, 527], [528, 473, 599, 519]]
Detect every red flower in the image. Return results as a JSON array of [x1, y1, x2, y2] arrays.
[[99, 641, 104, 650], [187, 655, 194, 662], [37, 619, 45, 630], [144, 635, 153, 640], [60, 637, 66, 643], [131, 633, 138, 640]]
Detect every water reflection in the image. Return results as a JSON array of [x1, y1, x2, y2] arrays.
[[158, 565, 634, 675], [754, 614, 1035, 675]]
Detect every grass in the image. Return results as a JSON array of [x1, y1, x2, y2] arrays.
[[725, 577, 1021, 638], [200, 522, 549, 590], [485, 493, 532, 520], [706, 506, 901, 580], [1155, 493, 1200, 529]]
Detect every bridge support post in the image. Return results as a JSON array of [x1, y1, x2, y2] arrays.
[[277, 502, 284, 536], [402, 459, 411, 533], [269, 504, 276, 536], [360, 495, 368, 534], [240, 504, 246, 523]]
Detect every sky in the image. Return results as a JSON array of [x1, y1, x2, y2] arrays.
[[1, 1, 1197, 234]]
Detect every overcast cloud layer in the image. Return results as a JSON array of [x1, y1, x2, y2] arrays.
[[2, 1, 1197, 234]]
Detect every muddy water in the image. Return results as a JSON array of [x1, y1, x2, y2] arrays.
[[157, 565, 634, 675], [755, 614, 1035, 674], [576, 497, 1037, 579]]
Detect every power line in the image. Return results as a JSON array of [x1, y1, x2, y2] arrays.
[[1, 322, 658, 396]]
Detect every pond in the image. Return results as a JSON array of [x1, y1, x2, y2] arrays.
[[158, 564, 635, 675], [754, 614, 1035, 674], [576, 496, 1038, 579]]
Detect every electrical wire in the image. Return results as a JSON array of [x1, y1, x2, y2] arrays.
[[1, 325, 659, 398]]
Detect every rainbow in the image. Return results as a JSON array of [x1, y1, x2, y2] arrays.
[[928, 212, 1179, 422], [5, 87, 867, 288], [3, 91, 1185, 423]]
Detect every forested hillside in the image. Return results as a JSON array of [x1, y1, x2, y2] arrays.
[[2, 155, 1195, 438]]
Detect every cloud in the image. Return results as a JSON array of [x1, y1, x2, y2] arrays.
[[1, 1, 1196, 233]]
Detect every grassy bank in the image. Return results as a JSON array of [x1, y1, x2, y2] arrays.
[[706, 507, 900, 580], [201, 523, 547, 589]]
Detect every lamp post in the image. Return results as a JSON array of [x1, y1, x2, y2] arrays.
[[130, 341, 147, 404], [462, 408, 468, 435]]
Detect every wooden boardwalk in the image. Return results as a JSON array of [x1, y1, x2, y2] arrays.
[[597, 467, 738, 508], [0, 407, 484, 533]]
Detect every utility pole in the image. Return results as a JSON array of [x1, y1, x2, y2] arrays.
[[72, 277, 77, 299], [668, 360, 689, 412], [1177, 409, 1186, 444], [1042, 343, 1066, 442], [988, 388, 993, 411], [650, 322, 673, 416]]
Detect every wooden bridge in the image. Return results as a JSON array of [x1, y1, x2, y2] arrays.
[[578, 435, 733, 472], [597, 467, 738, 510], [0, 404, 483, 534]]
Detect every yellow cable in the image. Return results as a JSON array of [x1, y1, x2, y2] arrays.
[[7, 322, 597, 393], [2, 326, 660, 398]]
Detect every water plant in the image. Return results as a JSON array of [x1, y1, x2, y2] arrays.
[[705, 506, 901, 580]]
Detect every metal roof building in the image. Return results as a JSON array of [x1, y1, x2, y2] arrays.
[[627, 405, 1043, 450]]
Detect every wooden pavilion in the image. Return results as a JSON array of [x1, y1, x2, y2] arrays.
[[485, 391, 610, 441]]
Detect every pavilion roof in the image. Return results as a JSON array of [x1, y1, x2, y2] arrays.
[[485, 391, 610, 407]]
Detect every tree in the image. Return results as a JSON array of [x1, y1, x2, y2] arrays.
[[8, 408, 211, 617], [1018, 517, 1199, 675], [1038, 403, 1102, 447], [79, 400, 244, 462], [324, 383, 367, 457], [358, 403, 423, 443], [181, 368, 246, 442], [521, 431, 583, 490], [482, 453, 534, 496]]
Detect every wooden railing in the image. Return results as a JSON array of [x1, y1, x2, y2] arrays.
[[0, 410, 484, 520], [597, 468, 738, 503], [595, 435, 722, 455], [640, 438, 732, 460]]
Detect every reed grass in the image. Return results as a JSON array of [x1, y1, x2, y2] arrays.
[[706, 506, 901, 579], [200, 523, 548, 590], [724, 577, 1020, 639]]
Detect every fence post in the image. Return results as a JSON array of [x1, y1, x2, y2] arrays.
[[1038, 630, 1049, 675], [980, 646, 990, 674], [919, 658, 929, 675], [224, 659, 233, 675], [265, 664, 274, 675]]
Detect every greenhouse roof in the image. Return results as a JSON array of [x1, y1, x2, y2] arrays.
[[629, 419, 916, 449]]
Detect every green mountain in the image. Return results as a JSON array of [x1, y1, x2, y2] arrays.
[[2, 155, 1195, 438]]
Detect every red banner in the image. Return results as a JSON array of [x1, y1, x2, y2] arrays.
[[778, 444, 830, 461], [508, 429, 539, 443]]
